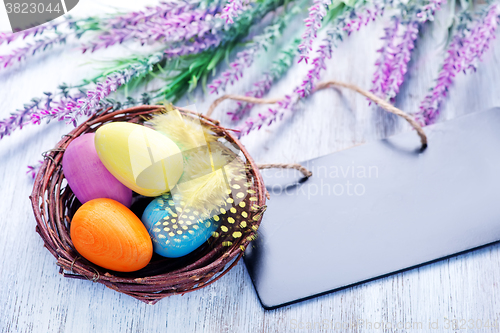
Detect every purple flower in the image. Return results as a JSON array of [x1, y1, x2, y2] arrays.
[[72, 52, 163, 120], [0, 33, 68, 69], [82, 6, 221, 53], [221, 0, 248, 24], [237, 4, 382, 136], [417, 4, 500, 125], [29, 90, 87, 127], [343, 7, 381, 35], [370, 0, 446, 102], [209, 5, 300, 95], [105, 1, 198, 28], [3, 53, 163, 138], [370, 18, 400, 99], [416, 0, 446, 23], [227, 74, 274, 121], [389, 22, 419, 98], [164, 33, 222, 57], [26, 161, 43, 180], [0, 21, 60, 45], [297, 0, 332, 64], [0, 85, 86, 139], [370, 20, 420, 101], [139, 9, 221, 43], [208, 44, 259, 94], [225, 39, 299, 121], [0, 105, 33, 139]]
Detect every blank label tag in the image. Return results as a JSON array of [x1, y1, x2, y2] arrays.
[[244, 108, 500, 309]]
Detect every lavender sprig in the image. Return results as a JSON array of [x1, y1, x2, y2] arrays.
[[370, 0, 446, 101], [221, 0, 249, 24], [0, 21, 60, 45], [298, 0, 332, 63], [104, 1, 201, 28], [25, 92, 154, 176], [0, 104, 33, 139], [29, 89, 88, 127], [26, 161, 43, 179], [70, 52, 164, 121], [227, 38, 300, 121], [0, 17, 100, 69], [237, 3, 383, 135], [0, 53, 164, 139], [385, 21, 419, 100], [416, 0, 446, 22], [0, 15, 92, 45], [296, 4, 382, 99], [0, 33, 69, 69], [137, 9, 222, 44], [82, 3, 220, 53], [208, 3, 300, 94], [370, 17, 400, 100], [165, 0, 285, 58], [417, 3, 500, 125], [208, 45, 258, 94], [0, 82, 89, 139], [164, 34, 223, 57]]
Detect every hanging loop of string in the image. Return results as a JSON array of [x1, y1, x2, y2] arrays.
[[206, 80, 428, 149], [206, 79, 429, 179]]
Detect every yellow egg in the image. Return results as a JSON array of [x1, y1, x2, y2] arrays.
[[95, 122, 183, 197]]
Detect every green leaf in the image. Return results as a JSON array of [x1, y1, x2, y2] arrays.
[[343, 0, 357, 7], [189, 74, 198, 91], [225, 47, 231, 66], [201, 72, 208, 95], [207, 50, 224, 71], [156, 62, 166, 75]]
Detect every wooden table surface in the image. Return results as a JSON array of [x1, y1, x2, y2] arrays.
[[2, 1, 500, 332]]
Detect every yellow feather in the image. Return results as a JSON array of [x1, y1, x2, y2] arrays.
[[148, 109, 247, 220], [172, 142, 247, 219], [148, 108, 217, 151]]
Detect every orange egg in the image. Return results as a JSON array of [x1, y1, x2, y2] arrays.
[[70, 198, 153, 272]]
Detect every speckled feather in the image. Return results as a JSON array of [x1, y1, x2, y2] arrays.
[[150, 192, 218, 248], [210, 168, 265, 249]]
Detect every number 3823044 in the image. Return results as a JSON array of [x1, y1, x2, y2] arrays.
[[5, 2, 62, 14]]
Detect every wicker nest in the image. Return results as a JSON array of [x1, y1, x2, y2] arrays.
[[30, 105, 267, 304]]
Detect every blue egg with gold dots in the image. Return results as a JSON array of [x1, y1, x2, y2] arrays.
[[141, 193, 220, 258]]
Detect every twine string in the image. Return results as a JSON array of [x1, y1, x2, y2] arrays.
[[314, 80, 427, 148], [206, 94, 281, 119], [206, 80, 428, 150], [257, 163, 312, 178]]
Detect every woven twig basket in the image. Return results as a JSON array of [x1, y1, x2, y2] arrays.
[[30, 105, 267, 305]]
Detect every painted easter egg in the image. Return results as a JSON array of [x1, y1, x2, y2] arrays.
[[70, 198, 153, 272], [62, 133, 132, 207], [94, 122, 183, 197], [141, 193, 219, 258]]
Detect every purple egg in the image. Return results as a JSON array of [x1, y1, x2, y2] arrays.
[[62, 133, 132, 207]]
